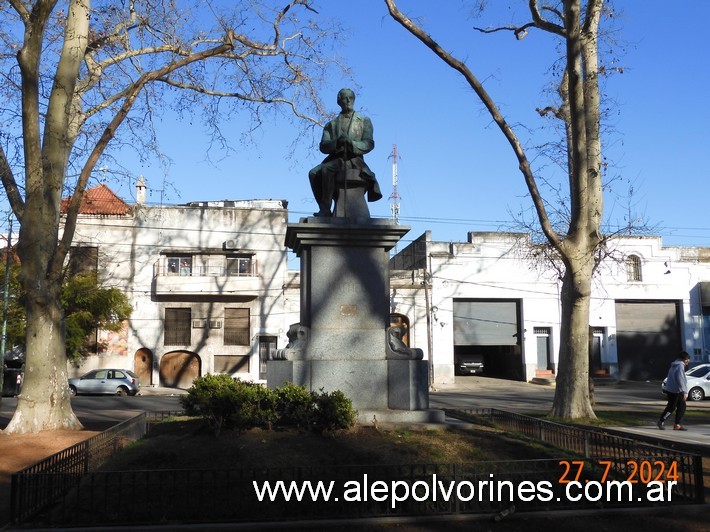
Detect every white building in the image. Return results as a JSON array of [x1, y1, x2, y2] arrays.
[[64, 183, 294, 387], [391, 231, 710, 386], [64, 183, 710, 389]]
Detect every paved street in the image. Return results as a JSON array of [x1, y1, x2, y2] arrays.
[[0, 392, 184, 430], [2, 376, 709, 450]]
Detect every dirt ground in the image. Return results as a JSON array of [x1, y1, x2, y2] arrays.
[[0, 428, 98, 523]]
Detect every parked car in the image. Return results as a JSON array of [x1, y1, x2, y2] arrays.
[[69, 369, 140, 396], [455, 354, 485, 376], [662, 363, 710, 401]]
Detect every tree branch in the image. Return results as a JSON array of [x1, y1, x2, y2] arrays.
[[0, 143, 24, 221], [156, 78, 322, 125], [54, 38, 235, 274], [473, 22, 537, 40], [7, 0, 31, 23], [528, 0, 565, 36], [384, 0, 562, 252]]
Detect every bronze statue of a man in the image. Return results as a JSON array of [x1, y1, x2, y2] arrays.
[[308, 88, 382, 217]]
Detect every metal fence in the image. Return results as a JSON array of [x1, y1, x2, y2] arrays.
[[10, 412, 148, 525], [15, 458, 695, 527], [10, 409, 705, 527], [456, 408, 705, 503]]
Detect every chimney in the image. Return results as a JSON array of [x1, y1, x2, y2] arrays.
[[136, 176, 146, 205]]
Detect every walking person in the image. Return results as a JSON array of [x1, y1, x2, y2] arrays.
[[657, 351, 691, 431]]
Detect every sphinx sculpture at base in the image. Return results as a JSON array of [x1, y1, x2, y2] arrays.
[[272, 324, 422, 362], [386, 326, 423, 360], [272, 323, 310, 361]]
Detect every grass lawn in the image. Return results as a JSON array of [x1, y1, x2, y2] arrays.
[[50, 412, 705, 532], [101, 416, 566, 472]]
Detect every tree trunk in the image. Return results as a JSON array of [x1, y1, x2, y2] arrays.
[[551, 245, 596, 418], [5, 279, 82, 433]]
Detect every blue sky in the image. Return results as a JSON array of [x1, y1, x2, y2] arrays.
[[106, 1, 710, 257]]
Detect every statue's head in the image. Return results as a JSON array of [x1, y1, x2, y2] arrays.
[[337, 88, 355, 112]]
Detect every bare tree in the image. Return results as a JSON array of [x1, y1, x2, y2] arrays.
[[0, 0, 345, 433], [386, 0, 612, 418]]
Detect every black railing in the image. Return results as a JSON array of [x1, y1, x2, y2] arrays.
[[10, 409, 705, 527], [10, 412, 148, 525], [455, 408, 705, 504], [17, 458, 697, 527]]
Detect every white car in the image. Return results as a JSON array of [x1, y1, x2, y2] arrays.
[[662, 363, 710, 401], [69, 369, 140, 396]]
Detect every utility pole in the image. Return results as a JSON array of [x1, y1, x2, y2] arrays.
[[0, 216, 12, 402], [388, 145, 401, 256], [388, 144, 401, 226]]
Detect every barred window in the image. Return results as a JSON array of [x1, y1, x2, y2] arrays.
[[164, 308, 191, 345], [224, 308, 250, 346], [626, 255, 642, 282]]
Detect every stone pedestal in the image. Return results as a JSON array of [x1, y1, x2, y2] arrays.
[[268, 217, 438, 420]]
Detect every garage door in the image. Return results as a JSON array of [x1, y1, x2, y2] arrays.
[[453, 300, 524, 380], [453, 300, 519, 345], [615, 301, 681, 381]]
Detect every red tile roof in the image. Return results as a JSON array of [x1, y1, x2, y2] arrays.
[[61, 184, 130, 215]]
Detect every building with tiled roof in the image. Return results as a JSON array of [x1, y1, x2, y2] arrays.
[[63, 182, 292, 389], [60, 184, 130, 215]]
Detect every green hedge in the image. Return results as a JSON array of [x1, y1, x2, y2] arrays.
[[180, 375, 356, 436]]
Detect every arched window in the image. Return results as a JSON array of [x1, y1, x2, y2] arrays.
[[626, 254, 642, 282]]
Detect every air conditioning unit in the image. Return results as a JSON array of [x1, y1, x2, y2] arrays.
[[209, 320, 222, 329], [192, 319, 206, 328], [224, 239, 238, 250]]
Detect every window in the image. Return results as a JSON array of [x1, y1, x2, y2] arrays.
[[258, 335, 277, 380], [164, 308, 191, 345], [214, 355, 249, 373], [687, 365, 710, 378], [226, 255, 253, 276], [167, 255, 192, 276], [626, 254, 642, 282], [224, 308, 250, 345]]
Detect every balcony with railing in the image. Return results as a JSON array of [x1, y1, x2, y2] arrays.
[[153, 257, 261, 297]]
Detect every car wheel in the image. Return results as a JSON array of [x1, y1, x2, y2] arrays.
[[115, 386, 128, 397], [688, 387, 705, 402], [69, 385, 77, 396]]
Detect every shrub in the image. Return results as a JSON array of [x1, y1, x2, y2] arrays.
[[181, 376, 356, 436], [180, 374, 241, 436], [234, 380, 277, 431], [313, 389, 357, 433], [180, 375, 277, 435], [274, 382, 316, 428]]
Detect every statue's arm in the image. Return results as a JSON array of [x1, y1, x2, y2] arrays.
[[350, 116, 374, 156], [319, 121, 339, 155]]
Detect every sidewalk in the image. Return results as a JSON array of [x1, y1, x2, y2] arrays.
[[138, 385, 187, 396], [603, 423, 710, 453]]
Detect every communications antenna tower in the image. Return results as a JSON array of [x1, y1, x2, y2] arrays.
[[388, 145, 401, 226]]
